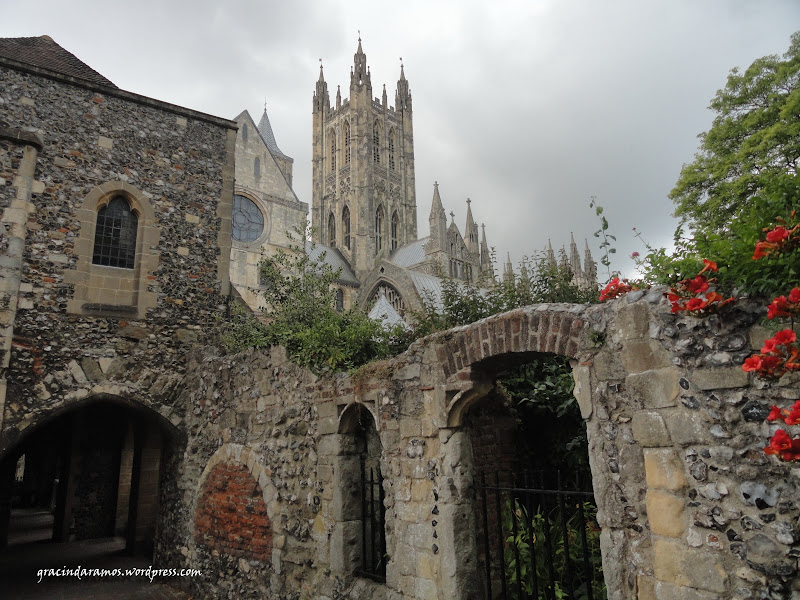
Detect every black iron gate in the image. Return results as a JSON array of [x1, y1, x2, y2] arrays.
[[357, 464, 386, 581], [477, 471, 606, 600]]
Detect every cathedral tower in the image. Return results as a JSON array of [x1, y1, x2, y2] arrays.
[[312, 39, 417, 281]]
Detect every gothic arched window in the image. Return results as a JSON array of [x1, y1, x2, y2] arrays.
[[242, 123, 248, 141], [391, 211, 399, 250], [388, 128, 396, 171], [254, 156, 261, 177], [375, 205, 384, 253], [93, 196, 138, 268], [372, 121, 381, 164], [342, 205, 351, 250], [335, 288, 344, 312], [344, 121, 351, 165], [328, 212, 336, 246], [330, 128, 337, 172]]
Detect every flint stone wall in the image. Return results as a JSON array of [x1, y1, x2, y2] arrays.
[[167, 291, 799, 600]]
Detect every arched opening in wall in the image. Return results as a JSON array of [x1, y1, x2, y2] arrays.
[[194, 462, 272, 565], [463, 353, 605, 600], [336, 404, 386, 581], [0, 398, 181, 594], [342, 205, 351, 250]]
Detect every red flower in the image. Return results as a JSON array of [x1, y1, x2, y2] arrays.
[[684, 275, 709, 295], [765, 429, 800, 462], [789, 287, 800, 303], [765, 227, 790, 243], [767, 296, 791, 320], [752, 241, 774, 260], [768, 405, 785, 422], [684, 298, 707, 312], [700, 259, 718, 273], [785, 401, 800, 426], [599, 278, 635, 302]]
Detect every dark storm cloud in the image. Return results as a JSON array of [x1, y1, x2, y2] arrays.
[[2, 0, 799, 278]]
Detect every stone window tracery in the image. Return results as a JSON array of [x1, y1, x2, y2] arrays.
[[375, 205, 384, 253], [370, 283, 405, 312], [232, 194, 265, 243], [92, 196, 138, 269], [372, 121, 381, 164], [328, 212, 336, 246], [391, 211, 399, 251], [344, 121, 351, 165], [342, 205, 351, 249]]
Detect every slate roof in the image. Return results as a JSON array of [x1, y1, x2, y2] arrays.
[[389, 237, 429, 268], [368, 295, 407, 329], [0, 35, 116, 88], [306, 242, 360, 286], [258, 108, 286, 157]]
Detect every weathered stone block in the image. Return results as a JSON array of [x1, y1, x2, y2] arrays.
[[654, 581, 720, 600], [664, 412, 709, 445], [644, 448, 686, 491], [691, 366, 749, 390], [646, 489, 685, 537], [615, 302, 650, 340], [572, 365, 592, 418], [631, 411, 671, 447], [637, 574, 656, 600], [621, 340, 672, 373], [627, 368, 681, 408]]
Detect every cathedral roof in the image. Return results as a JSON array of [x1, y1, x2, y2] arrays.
[[0, 35, 116, 88], [390, 237, 429, 268], [306, 242, 360, 286], [257, 107, 286, 157], [368, 295, 407, 329]]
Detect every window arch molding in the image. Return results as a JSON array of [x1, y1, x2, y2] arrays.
[[66, 181, 159, 319]]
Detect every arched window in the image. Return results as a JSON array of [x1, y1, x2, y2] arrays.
[[254, 156, 261, 177], [241, 123, 248, 141], [344, 121, 351, 165], [388, 128, 396, 171], [391, 211, 399, 251], [342, 205, 351, 250], [372, 121, 381, 164], [335, 288, 344, 312], [328, 212, 336, 246], [93, 196, 138, 269], [330, 129, 337, 172], [375, 205, 384, 253]]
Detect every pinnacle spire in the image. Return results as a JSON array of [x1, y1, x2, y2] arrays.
[[352, 35, 369, 87], [258, 103, 284, 156], [430, 182, 444, 216]]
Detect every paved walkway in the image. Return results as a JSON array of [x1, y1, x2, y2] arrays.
[[1, 509, 193, 600]]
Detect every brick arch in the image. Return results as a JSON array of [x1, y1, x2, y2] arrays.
[[438, 305, 590, 427], [193, 444, 275, 562]]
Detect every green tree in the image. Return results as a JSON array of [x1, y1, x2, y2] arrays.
[[223, 232, 404, 372], [671, 32, 800, 234]]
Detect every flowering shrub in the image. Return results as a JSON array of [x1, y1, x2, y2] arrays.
[[666, 259, 736, 315], [599, 277, 636, 302], [766, 287, 800, 320], [752, 212, 800, 260], [742, 329, 799, 379]]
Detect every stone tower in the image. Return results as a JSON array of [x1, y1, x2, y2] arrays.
[[312, 39, 417, 281]]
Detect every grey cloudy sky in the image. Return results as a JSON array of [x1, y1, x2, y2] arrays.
[[2, 0, 798, 279]]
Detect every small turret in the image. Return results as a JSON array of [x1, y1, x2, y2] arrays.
[[569, 232, 583, 278], [313, 62, 329, 113], [336, 85, 341, 109], [465, 198, 479, 257], [396, 61, 411, 111], [584, 239, 597, 284], [503, 252, 514, 283], [382, 84, 387, 107], [427, 182, 448, 255], [480, 224, 492, 276], [546, 240, 557, 269], [351, 37, 371, 90]]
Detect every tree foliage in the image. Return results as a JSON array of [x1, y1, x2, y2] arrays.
[[671, 31, 800, 234], [223, 234, 405, 373]]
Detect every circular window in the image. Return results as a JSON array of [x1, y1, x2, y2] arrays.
[[232, 195, 265, 243]]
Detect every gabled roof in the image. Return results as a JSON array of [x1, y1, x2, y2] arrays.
[[306, 242, 360, 286], [0, 35, 116, 88], [368, 295, 407, 329]]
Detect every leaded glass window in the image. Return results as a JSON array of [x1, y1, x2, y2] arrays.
[[375, 205, 384, 253], [391, 211, 399, 250], [342, 206, 351, 249], [92, 196, 137, 269], [232, 195, 265, 243]]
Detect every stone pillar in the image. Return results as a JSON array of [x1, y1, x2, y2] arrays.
[[0, 129, 44, 435]]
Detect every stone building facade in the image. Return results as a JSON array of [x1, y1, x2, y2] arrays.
[[0, 35, 236, 551]]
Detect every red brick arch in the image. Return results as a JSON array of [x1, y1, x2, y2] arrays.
[[194, 462, 272, 562]]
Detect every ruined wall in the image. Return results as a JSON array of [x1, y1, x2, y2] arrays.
[[166, 294, 799, 600]]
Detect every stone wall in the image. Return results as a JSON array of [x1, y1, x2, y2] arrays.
[[0, 59, 236, 452], [160, 294, 800, 600]]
